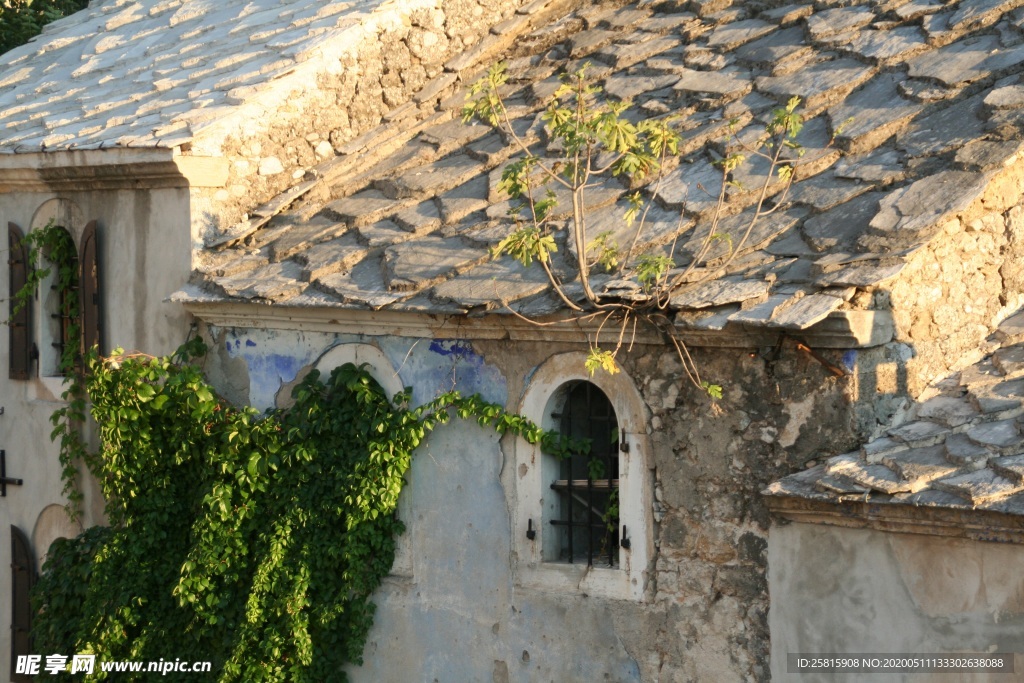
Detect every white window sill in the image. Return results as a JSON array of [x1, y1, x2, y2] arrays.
[[516, 561, 642, 601]]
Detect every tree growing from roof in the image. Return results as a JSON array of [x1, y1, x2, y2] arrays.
[[463, 62, 815, 397], [0, 0, 87, 56]]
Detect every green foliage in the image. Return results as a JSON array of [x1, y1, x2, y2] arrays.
[[32, 341, 576, 681], [588, 231, 619, 272], [464, 62, 817, 400], [492, 226, 557, 266], [635, 254, 673, 292], [0, 0, 88, 56]]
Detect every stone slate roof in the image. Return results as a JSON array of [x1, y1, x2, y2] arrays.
[[765, 311, 1024, 515], [173, 0, 1024, 323], [0, 0, 382, 152]]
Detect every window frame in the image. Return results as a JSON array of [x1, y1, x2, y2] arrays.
[[13, 200, 102, 393], [512, 353, 653, 602]]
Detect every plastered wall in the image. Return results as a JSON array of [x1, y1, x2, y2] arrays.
[[769, 522, 1024, 683]]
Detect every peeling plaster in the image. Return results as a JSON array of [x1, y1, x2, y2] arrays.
[[379, 337, 508, 407]]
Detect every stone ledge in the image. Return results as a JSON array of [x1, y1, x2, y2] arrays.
[[0, 149, 228, 191], [766, 495, 1024, 544], [180, 300, 894, 349]]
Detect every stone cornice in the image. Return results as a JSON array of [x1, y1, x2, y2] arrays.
[[0, 149, 228, 192], [182, 301, 894, 349], [766, 494, 1024, 544]]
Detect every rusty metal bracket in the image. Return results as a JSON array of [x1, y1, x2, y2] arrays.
[[1, 450, 24, 497]]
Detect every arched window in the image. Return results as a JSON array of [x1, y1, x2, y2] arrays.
[[546, 381, 621, 567], [7, 213, 101, 382], [38, 225, 79, 377], [515, 353, 652, 601]]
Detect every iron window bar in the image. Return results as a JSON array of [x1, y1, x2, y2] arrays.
[[548, 382, 620, 567]]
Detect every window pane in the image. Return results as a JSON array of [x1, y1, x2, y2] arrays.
[[551, 381, 619, 567]]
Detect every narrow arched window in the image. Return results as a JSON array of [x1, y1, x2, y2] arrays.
[[549, 381, 620, 567], [37, 226, 79, 376]]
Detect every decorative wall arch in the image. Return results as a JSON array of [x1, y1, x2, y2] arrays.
[[30, 198, 86, 243], [32, 504, 83, 576], [312, 343, 413, 577]]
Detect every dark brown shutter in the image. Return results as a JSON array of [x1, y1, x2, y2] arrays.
[[8, 223, 32, 380], [10, 525, 35, 683], [78, 220, 101, 356]]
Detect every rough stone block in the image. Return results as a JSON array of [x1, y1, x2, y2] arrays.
[[825, 453, 911, 494], [316, 255, 408, 310], [908, 34, 1024, 87], [299, 234, 368, 282], [706, 19, 775, 51], [806, 5, 875, 41], [888, 420, 948, 447], [933, 468, 1024, 505], [967, 418, 1022, 449], [944, 432, 991, 467], [917, 395, 979, 427], [882, 445, 960, 489], [670, 279, 770, 309], [869, 170, 988, 236]]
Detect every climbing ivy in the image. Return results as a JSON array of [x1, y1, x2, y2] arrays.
[[9, 221, 586, 680], [31, 339, 577, 681]]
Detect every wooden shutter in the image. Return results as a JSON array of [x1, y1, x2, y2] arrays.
[[8, 223, 32, 380], [78, 220, 101, 356], [10, 525, 35, 683]]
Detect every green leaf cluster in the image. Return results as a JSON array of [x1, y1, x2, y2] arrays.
[[32, 342, 572, 681]]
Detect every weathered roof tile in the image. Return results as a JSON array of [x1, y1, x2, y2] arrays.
[[432, 257, 550, 309], [706, 19, 775, 51], [755, 58, 876, 112], [384, 236, 489, 292]]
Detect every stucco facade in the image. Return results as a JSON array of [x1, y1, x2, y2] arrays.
[[7, 0, 1024, 679], [0, 152, 198, 675], [769, 523, 1024, 683]]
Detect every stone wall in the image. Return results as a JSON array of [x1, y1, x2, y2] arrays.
[[191, 320, 870, 682], [885, 163, 1024, 397], [621, 341, 858, 681], [196, 0, 575, 237]]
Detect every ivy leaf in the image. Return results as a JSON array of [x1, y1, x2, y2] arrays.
[[247, 454, 261, 478]]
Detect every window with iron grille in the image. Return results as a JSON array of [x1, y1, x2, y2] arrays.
[[549, 381, 621, 568], [515, 353, 651, 601]]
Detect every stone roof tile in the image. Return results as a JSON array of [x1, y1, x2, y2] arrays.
[[769, 315, 1024, 516], [51, 0, 1011, 341]]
